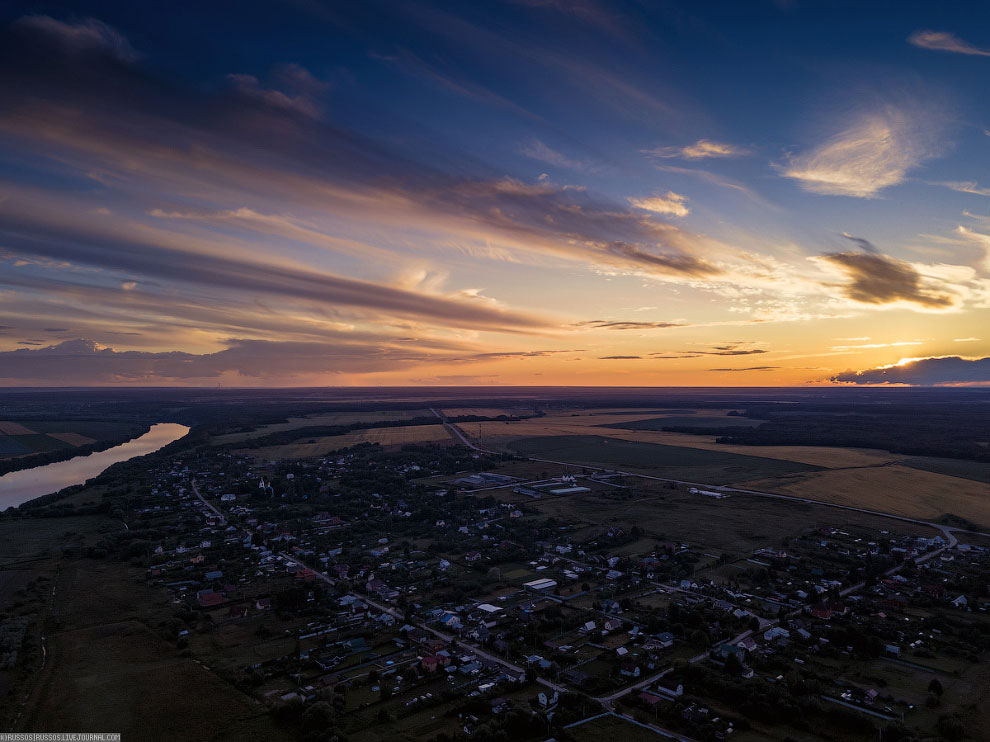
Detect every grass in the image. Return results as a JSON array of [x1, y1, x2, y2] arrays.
[[241, 424, 454, 459], [440, 407, 522, 417], [566, 713, 669, 742], [508, 434, 822, 484], [19, 555, 293, 742], [0, 420, 143, 459], [902, 456, 990, 484], [0, 515, 108, 566], [519, 480, 938, 555], [603, 415, 766, 430]]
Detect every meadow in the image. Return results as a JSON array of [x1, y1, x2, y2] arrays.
[[238, 424, 454, 459], [603, 415, 766, 430], [211, 409, 433, 445], [508, 434, 822, 484], [0, 420, 146, 458]]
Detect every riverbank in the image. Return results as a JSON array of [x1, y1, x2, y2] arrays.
[[0, 423, 190, 509]]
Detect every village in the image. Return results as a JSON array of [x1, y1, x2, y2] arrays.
[[99, 440, 989, 742]]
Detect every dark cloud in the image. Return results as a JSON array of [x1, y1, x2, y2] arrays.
[[0, 338, 596, 384], [451, 349, 584, 362], [0, 338, 449, 383], [575, 320, 684, 330], [599, 355, 642, 359], [701, 348, 767, 356], [709, 366, 779, 371], [831, 356, 990, 385], [648, 344, 767, 357], [819, 252, 955, 308], [840, 232, 880, 254]]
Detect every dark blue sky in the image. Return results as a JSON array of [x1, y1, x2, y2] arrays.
[[0, 1, 988, 386]]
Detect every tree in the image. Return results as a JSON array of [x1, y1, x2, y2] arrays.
[[724, 652, 744, 677], [301, 701, 335, 734], [928, 677, 944, 696]]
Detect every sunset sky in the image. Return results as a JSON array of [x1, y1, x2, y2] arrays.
[[1, 1, 989, 387]]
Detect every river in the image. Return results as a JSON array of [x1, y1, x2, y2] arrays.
[[0, 422, 189, 509]]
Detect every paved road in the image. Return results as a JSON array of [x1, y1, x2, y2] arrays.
[[189, 479, 226, 522], [278, 550, 568, 694]]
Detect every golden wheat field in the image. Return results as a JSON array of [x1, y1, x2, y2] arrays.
[[470, 416, 903, 468], [740, 465, 990, 527], [211, 410, 432, 444]]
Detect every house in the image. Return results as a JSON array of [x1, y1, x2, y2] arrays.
[[578, 620, 597, 635], [465, 551, 482, 562], [764, 627, 790, 642], [645, 632, 675, 650], [639, 692, 664, 706], [255, 598, 272, 611], [563, 668, 590, 686], [602, 617, 623, 634], [952, 595, 968, 608], [620, 662, 641, 678], [810, 601, 847, 620], [523, 578, 558, 592], [422, 655, 450, 672], [405, 627, 429, 645], [422, 638, 446, 654], [601, 599, 623, 615], [315, 654, 343, 671], [197, 589, 225, 608], [718, 643, 746, 661], [655, 677, 684, 698], [439, 613, 462, 630]]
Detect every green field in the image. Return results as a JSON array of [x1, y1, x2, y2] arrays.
[[902, 456, 990, 484], [566, 713, 668, 742], [0, 420, 145, 459], [603, 415, 766, 430], [509, 434, 821, 483]]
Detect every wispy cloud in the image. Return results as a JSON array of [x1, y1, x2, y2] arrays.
[[648, 343, 768, 357], [908, 30, 990, 57], [628, 192, 689, 217], [648, 164, 770, 206], [574, 320, 684, 330], [519, 138, 589, 170], [779, 107, 939, 198], [931, 181, 990, 196], [710, 365, 779, 372], [644, 140, 748, 160], [13, 15, 138, 61]]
